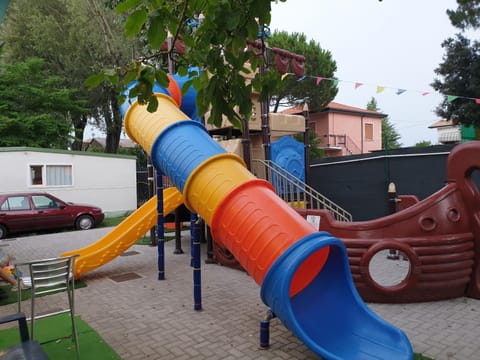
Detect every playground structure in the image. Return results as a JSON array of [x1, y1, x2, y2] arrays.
[[104, 72, 410, 359], [296, 140, 480, 303]]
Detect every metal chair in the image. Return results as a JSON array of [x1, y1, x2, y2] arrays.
[[15, 255, 80, 355]]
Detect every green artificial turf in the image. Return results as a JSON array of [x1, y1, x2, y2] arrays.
[[0, 313, 120, 359], [0, 280, 87, 307]]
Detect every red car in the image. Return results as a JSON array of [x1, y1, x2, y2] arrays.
[[0, 192, 104, 239]]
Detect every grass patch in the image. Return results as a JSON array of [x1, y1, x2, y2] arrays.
[[414, 354, 434, 360], [99, 216, 126, 227], [0, 281, 87, 307], [135, 235, 174, 245], [0, 313, 120, 359]]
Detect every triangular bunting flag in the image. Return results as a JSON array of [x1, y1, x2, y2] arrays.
[[354, 82, 363, 89], [421, 91, 430, 96], [447, 95, 459, 103], [316, 77, 324, 85], [476, 98, 480, 104], [296, 75, 307, 82], [376, 86, 385, 94], [281, 73, 291, 81], [332, 79, 340, 87], [396, 89, 406, 95]]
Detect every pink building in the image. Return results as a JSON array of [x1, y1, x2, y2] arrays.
[[283, 102, 385, 157]]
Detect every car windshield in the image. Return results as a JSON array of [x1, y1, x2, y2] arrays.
[[0, 196, 30, 211]]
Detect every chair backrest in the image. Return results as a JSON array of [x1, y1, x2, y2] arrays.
[[17, 255, 79, 297], [32, 256, 76, 295]]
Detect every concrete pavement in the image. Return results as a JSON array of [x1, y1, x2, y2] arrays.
[[1, 227, 479, 359]]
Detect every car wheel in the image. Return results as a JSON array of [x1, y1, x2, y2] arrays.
[[0, 224, 6, 239], [75, 215, 95, 230]]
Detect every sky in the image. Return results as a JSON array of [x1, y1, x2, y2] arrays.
[[269, 0, 466, 146]]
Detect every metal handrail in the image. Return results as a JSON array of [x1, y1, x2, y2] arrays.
[[253, 159, 352, 222]]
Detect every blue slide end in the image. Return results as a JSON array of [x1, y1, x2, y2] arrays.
[[261, 232, 413, 360]]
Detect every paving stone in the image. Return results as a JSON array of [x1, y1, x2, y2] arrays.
[[2, 228, 480, 359]]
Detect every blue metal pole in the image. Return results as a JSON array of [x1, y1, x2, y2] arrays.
[[259, 310, 275, 349], [157, 172, 166, 280], [190, 212, 202, 311]]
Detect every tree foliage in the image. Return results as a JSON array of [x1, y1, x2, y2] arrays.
[[447, 0, 480, 30], [366, 97, 402, 149], [0, 58, 83, 148], [415, 140, 432, 148], [266, 31, 337, 112], [0, 0, 133, 152], [294, 132, 324, 160], [85, 0, 282, 130], [432, 1, 480, 127]]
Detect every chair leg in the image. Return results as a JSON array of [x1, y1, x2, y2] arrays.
[[67, 286, 79, 356], [30, 289, 35, 341]]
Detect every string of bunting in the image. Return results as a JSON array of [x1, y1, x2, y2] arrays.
[[280, 72, 480, 105]]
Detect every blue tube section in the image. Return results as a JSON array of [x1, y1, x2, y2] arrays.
[[260, 232, 413, 360], [150, 120, 226, 192], [171, 69, 201, 122]]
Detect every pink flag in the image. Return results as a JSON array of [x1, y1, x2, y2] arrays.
[[316, 77, 324, 85], [476, 98, 480, 104], [354, 82, 363, 89]]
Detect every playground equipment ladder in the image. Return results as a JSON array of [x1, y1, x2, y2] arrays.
[[253, 159, 352, 222]]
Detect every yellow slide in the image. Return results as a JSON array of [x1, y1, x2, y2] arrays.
[[62, 187, 183, 278]]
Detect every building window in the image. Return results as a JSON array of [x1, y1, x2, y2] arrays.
[[30, 165, 43, 185], [30, 165, 73, 186], [365, 123, 374, 141]]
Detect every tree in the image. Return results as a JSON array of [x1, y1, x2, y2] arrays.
[[0, 0, 133, 152], [431, 34, 480, 127], [366, 97, 401, 149], [294, 132, 324, 160], [266, 31, 337, 112], [86, 1, 282, 130], [432, 1, 480, 127], [0, 58, 84, 148]]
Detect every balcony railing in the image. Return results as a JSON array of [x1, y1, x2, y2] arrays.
[[319, 134, 362, 155]]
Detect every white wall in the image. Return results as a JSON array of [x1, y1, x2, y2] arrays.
[[0, 148, 137, 215]]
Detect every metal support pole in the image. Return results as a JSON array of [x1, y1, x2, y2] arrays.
[[259, 41, 271, 164], [190, 213, 202, 311], [302, 102, 311, 186], [157, 172, 166, 280], [147, 158, 157, 246], [259, 310, 276, 349], [242, 116, 252, 170], [173, 207, 184, 254], [205, 225, 214, 264], [387, 182, 400, 260]]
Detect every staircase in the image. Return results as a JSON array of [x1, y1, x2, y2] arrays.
[[252, 159, 352, 222]]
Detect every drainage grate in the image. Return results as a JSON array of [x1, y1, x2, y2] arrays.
[[120, 250, 140, 257], [109, 272, 142, 283]]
